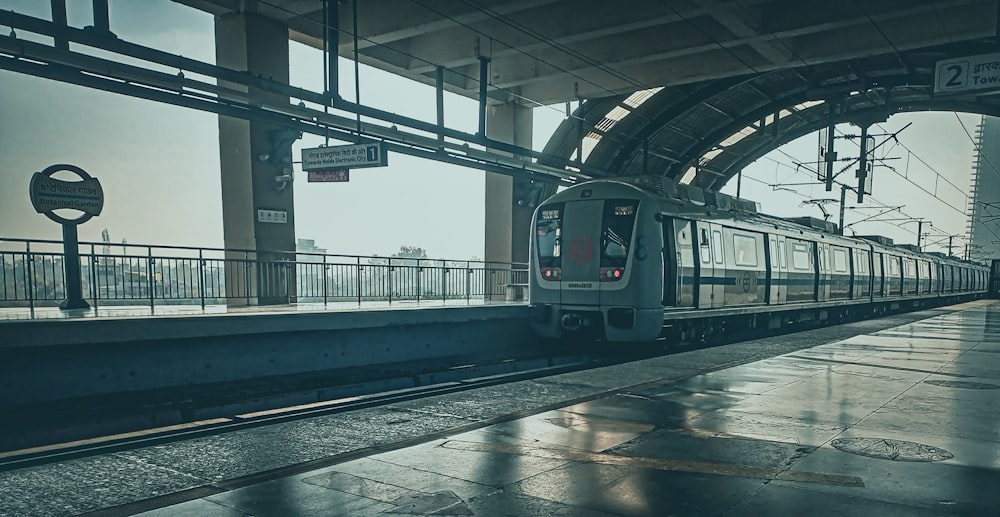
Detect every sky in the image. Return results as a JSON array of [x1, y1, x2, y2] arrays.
[[0, 0, 987, 260]]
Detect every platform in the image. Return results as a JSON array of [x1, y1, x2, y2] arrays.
[[2, 300, 998, 516]]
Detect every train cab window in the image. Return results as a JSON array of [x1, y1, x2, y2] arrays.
[[712, 230, 724, 265], [777, 241, 787, 268], [534, 204, 562, 267], [733, 234, 758, 267], [600, 200, 638, 267]]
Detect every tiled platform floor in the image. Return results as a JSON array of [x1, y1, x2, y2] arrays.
[[2, 301, 997, 516]]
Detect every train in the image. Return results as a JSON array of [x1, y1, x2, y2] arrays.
[[528, 176, 989, 342]]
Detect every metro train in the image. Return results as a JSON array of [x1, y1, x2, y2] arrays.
[[529, 176, 989, 342]]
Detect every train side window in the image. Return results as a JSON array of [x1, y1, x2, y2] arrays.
[[791, 242, 810, 271], [712, 230, 724, 265], [769, 239, 777, 269], [777, 241, 787, 268], [832, 248, 848, 273], [733, 234, 758, 267]]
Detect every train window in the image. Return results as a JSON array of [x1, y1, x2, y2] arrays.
[[600, 200, 638, 267], [777, 241, 787, 268], [791, 242, 810, 270], [712, 230, 724, 265], [534, 204, 562, 267], [832, 248, 848, 273], [769, 239, 777, 269], [733, 234, 758, 267], [699, 228, 711, 264]]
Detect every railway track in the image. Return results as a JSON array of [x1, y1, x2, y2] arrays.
[[0, 341, 672, 471]]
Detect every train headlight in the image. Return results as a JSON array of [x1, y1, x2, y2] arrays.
[[542, 268, 562, 280]]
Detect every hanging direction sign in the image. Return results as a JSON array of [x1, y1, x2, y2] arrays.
[[308, 169, 350, 182], [301, 143, 387, 171], [935, 52, 1000, 94]]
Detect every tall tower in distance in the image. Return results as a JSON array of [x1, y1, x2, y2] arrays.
[[966, 115, 1000, 263]]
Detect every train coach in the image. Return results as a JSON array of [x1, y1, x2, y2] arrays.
[[529, 176, 989, 342]]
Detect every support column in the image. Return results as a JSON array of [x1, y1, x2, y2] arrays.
[[215, 12, 296, 305], [484, 102, 533, 300]]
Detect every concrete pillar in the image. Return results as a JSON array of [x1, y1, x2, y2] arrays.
[[485, 101, 533, 299], [215, 12, 296, 305]]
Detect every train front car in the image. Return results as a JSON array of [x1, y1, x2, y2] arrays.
[[529, 180, 664, 341]]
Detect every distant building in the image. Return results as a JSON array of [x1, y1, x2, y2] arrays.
[[296, 238, 327, 255], [966, 116, 1000, 262]]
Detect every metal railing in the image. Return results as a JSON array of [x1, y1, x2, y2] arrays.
[[0, 238, 529, 310]]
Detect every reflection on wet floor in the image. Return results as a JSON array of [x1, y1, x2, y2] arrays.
[[99, 301, 1000, 514]]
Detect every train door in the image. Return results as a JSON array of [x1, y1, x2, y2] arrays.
[[695, 224, 712, 308], [667, 219, 696, 307], [768, 236, 785, 304], [710, 224, 726, 308], [558, 200, 603, 306], [872, 252, 884, 297], [775, 238, 788, 304], [856, 249, 871, 298], [695, 223, 721, 308], [816, 242, 830, 302]]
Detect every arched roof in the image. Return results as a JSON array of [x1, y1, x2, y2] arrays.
[[542, 40, 1000, 192]]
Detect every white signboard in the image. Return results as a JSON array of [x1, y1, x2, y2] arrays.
[[257, 208, 287, 224], [301, 143, 387, 171], [308, 170, 349, 182], [935, 52, 1000, 93]]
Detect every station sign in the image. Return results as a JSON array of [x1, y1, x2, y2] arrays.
[[257, 208, 288, 224], [29, 164, 104, 225], [935, 52, 1000, 94], [301, 142, 387, 171], [307, 169, 349, 182]]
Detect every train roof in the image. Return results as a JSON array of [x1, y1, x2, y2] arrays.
[[550, 177, 988, 268]]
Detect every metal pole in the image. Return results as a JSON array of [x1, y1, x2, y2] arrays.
[[352, 0, 361, 133], [838, 183, 847, 235], [324, 0, 338, 102], [948, 236, 954, 256], [736, 169, 742, 199], [91, 0, 109, 32], [478, 56, 490, 137], [825, 101, 836, 191], [436, 65, 445, 148], [917, 220, 923, 249], [198, 248, 206, 309], [50, 0, 68, 50], [147, 246, 154, 310], [856, 125, 869, 203], [26, 241, 35, 315], [60, 224, 90, 310]]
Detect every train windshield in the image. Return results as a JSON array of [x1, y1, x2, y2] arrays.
[[601, 200, 639, 267], [535, 204, 562, 267]]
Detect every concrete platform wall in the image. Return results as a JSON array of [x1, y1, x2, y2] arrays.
[[0, 306, 535, 405]]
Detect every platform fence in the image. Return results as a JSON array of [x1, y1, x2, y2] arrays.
[[0, 238, 528, 310]]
